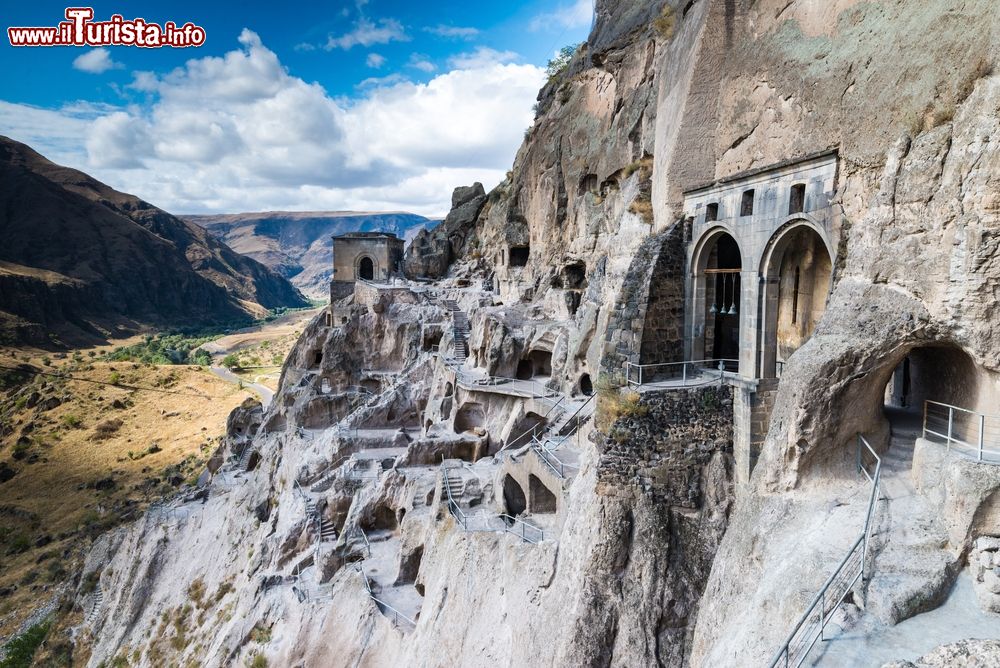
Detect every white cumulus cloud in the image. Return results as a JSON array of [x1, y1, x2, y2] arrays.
[[425, 25, 480, 39], [2, 30, 545, 217], [326, 18, 408, 50], [72, 48, 123, 74], [366, 53, 386, 68]]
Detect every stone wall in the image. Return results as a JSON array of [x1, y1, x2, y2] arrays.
[[600, 222, 686, 376], [638, 222, 687, 366], [597, 385, 734, 507]]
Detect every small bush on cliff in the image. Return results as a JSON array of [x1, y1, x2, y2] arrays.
[[653, 5, 676, 39], [545, 44, 580, 82], [93, 418, 123, 440], [595, 376, 649, 433], [0, 619, 50, 668]]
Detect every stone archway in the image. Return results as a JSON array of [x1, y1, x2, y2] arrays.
[[357, 256, 376, 281], [691, 228, 743, 368], [502, 475, 527, 516], [758, 222, 834, 378]]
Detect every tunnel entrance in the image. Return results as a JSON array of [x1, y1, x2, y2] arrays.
[[579, 373, 593, 396], [529, 475, 557, 514], [503, 475, 527, 517], [882, 345, 982, 439]]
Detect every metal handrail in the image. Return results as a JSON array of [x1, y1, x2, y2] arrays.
[[356, 564, 417, 629], [441, 465, 543, 543], [922, 400, 1000, 463], [529, 438, 567, 478], [768, 434, 881, 668], [497, 514, 544, 544], [625, 358, 740, 387], [442, 466, 468, 530]]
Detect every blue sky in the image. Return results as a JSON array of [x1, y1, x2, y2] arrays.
[[0, 1, 592, 215]]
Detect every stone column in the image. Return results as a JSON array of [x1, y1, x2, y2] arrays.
[[739, 269, 759, 378]]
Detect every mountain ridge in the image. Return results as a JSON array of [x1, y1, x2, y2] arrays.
[[0, 136, 308, 346]]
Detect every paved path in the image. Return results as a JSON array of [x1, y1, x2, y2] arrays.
[[209, 365, 274, 408]]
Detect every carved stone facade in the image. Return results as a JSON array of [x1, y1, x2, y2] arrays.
[[329, 232, 404, 300]]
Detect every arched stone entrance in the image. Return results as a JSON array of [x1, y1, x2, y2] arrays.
[[759, 222, 834, 378], [691, 229, 743, 370], [502, 475, 527, 516], [357, 256, 375, 280]]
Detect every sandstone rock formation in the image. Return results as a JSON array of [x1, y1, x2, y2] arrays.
[[403, 183, 486, 280]]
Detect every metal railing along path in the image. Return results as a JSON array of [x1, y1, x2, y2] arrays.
[[442, 466, 544, 544], [922, 400, 1000, 464], [625, 358, 740, 388], [768, 434, 882, 668], [357, 564, 417, 630]]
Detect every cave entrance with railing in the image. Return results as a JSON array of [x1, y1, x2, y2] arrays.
[[881, 344, 1000, 464]]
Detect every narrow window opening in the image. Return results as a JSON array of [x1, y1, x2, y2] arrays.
[[740, 190, 755, 216], [789, 183, 806, 214], [792, 266, 800, 325], [705, 202, 719, 222]]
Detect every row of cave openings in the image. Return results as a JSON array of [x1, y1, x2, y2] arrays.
[[435, 388, 567, 519]]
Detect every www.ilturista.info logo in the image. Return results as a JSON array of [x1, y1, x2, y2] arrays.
[[8, 7, 206, 48]]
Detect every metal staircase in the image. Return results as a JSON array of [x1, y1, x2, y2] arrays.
[[442, 299, 469, 362]]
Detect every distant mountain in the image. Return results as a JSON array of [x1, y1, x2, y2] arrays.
[[185, 212, 434, 298], [0, 136, 308, 347]]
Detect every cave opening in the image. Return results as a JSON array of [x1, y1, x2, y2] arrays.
[[580, 373, 593, 396], [506, 411, 547, 449], [454, 402, 485, 434], [509, 246, 530, 267], [503, 475, 527, 517]]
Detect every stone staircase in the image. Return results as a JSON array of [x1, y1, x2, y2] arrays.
[[85, 587, 104, 625], [305, 499, 339, 544], [442, 299, 469, 362], [319, 516, 338, 542], [237, 445, 256, 471], [309, 456, 349, 493], [444, 469, 465, 502]]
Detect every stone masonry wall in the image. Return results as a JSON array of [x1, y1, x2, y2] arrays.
[[638, 222, 687, 367], [597, 385, 734, 507], [600, 221, 686, 377]]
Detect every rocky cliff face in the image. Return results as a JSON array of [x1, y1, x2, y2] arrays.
[[0, 137, 308, 345], [66, 0, 1000, 666]]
